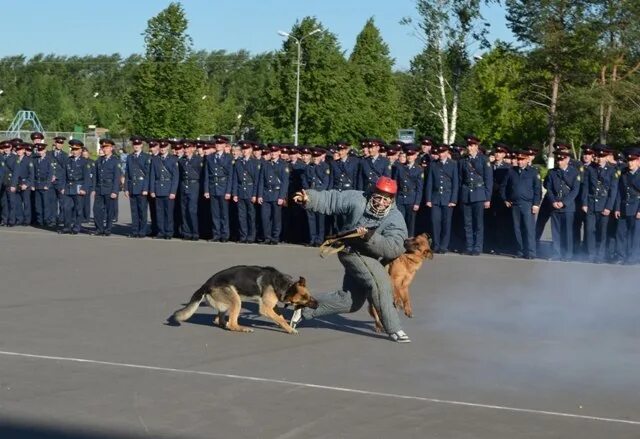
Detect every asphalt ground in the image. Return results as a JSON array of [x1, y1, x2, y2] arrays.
[[0, 210, 639, 438]]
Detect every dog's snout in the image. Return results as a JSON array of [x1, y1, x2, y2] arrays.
[[307, 298, 319, 309]]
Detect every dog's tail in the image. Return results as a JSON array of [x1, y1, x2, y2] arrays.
[[171, 285, 210, 324]]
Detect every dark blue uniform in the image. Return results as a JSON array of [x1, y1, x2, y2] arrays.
[[330, 156, 359, 192], [150, 154, 179, 238], [257, 159, 289, 244], [500, 165, 542, 258], [62, 156, 90, 234], [10, 156, 34, 225], [82, 159, 95, 222], [581, 164, 619, 262], [93, 155, 122, 235], [178, 154, 203, 240], [425, 159, 458, 252], [302, 161, 330, 245], [0, 152, 11, 225], [614, 167, 640, 264], [231, 156, 261, 242], [359, 155, 391, 193], [487, 160, 512, 254], [545, 166, 581, 259], [33, 153, 54, 226], [49, 149, 68, 225], [125, 152, 151, 237], [394, 162, 425, 237], [203, 152, 233, 241], [459, 154, 493, 254]]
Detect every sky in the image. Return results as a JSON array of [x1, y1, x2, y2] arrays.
[[0, 0, 514, 70]]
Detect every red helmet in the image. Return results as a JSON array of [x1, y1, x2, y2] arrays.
[[374, 176, 397, 196]]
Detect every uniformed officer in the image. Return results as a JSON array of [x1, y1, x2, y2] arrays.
[[417, 136, 434, 170], [285, 145, 306, 244], [359, 138, 392, 193], [329, 141, 358, 192], [231, 141, 261, 243], [48, 136, 68, 226], [614, 147, 640, 264], [150, 141, 179, 239], [394, 144, 424, 238], [203, 135, 233, 242], [425, 144, 458, 252], [93, 139, 121, 236], [573, 145, 594, 255], [546, 149, 581, 260], [124, 136, 151, 238], [487, 143, 512, 254], [581, 145, 620, 263], [257, 144, 289, 245], [81, 147, 95, 223], [178, 141, 203, 240], [145, 138, 161, 236], [459, 135, 493, 255], [171, 140, 185, 237], [500, 150, 542, 259], [1, 141, 16, 226], [302, 147, 330, 246], [0, 142, 7, 224], [10, 143, 34, 226], [32, 143, 54, 227], [60, 140, 90, 234], [536, 142, 571, 242]]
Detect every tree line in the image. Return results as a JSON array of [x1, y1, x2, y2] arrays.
[[0, 1, 638, 157]]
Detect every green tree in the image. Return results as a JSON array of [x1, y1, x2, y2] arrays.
[[129, 2, 206, 137], [349, 18, 401, 139]]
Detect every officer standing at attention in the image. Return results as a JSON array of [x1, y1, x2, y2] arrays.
[[301, 147, 330, 246], [81, 146, 95, 223], [458, 135, 493, 255], [32, 142, 54, 227], [10, 143, 34, 226], [614, 147, 640, 264], [48, 136, 68, 226], [394, 144, 424, 237], [178, 140, 203, 240], [150, 140, 179, 239], [93, 139, 122, 236], [359, 138, 391, 193], [257, 144, 289, 245], [60, 140, 89, 234], [487, 143, 512, 254], [546, 149, 581, 261], [0, 141, 14, 225], [146, 139, 161, 237], [426, 144, 459, 253], [581, 145, 620, 263], [203, 135, 233, 242], [232, 141, 261, 243], [124, 136, 151, 238], [500, 150, 542, 259]]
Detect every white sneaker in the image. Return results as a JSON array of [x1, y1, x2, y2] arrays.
[[290, 308, 303, 329], [389, 330, 411, 343]]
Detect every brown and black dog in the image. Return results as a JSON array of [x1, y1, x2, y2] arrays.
[[171, 265, 318, 334], [369, 233, 434, 332]]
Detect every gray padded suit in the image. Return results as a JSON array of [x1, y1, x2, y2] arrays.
[[301, 190, 407, 334]]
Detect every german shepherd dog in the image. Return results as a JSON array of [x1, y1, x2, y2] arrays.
[[369, 233, 434, 333], [171, 266, 319, 334]]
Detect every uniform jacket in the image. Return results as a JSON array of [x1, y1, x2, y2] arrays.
[[614, 168, 640, 216], [425, 159, 459, 206], [302, 162, 330, 191], [330, 156, 359, 191], [257, 159, 289, 202], [545, 166, 581, 212], [63, 156, 90, 195], [94, 155, 122, 195], [178, 154, 204, 193], [232, 157, 261, 199], [48, 149, 68, 189], [33, 154, 54, 190], [500, 166, 542, 206], [459, 154, 493, 203], [11, 156, 34, 189], [581, 164, 619, 212], [150, 154, 179, 197], [359, 156, 391, 193], [303, 189, 408, 262], [203, 153, 233, 196], [394, 163, 425, 206], [125, 152, 152, 195]]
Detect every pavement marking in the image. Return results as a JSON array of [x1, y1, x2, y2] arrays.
[[1, 350, 639, 426]]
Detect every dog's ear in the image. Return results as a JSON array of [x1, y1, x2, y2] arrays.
[[298, 276, 306, 287], [424, 248, 434, 260]]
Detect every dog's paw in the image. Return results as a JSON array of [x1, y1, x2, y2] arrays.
[[289, 328, 299, 335]]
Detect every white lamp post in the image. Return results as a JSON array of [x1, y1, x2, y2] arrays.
[[277, 28, 323, 146]]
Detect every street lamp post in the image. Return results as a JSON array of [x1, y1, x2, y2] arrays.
[[277, 28, 322, 146]]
